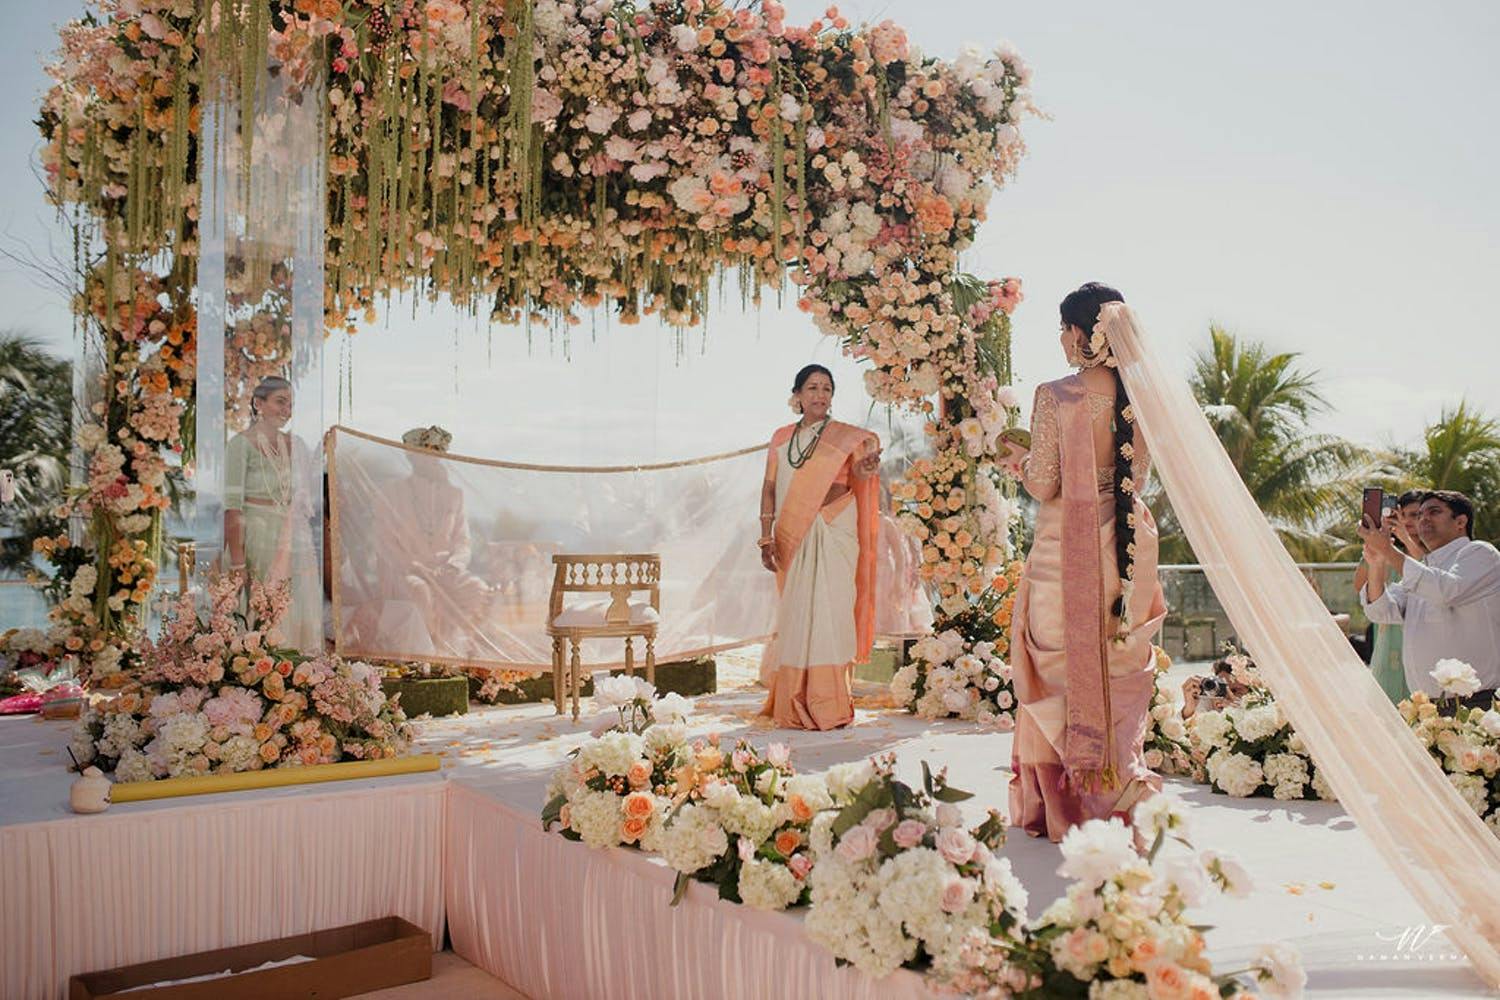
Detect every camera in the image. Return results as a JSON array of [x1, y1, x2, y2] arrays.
[[1198, 676, 1230, 699]]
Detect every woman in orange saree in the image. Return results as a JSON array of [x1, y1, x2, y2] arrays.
[[1001, 284, 1167, 842], [758, 365, 882, 731]]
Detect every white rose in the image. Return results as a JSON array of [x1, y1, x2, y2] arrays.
[[1432, 658, 1482, 698]]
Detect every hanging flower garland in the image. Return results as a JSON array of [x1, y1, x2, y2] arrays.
[[34, 0, 1036, 679]]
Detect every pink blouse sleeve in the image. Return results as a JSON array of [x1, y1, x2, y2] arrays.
[[1021, 383, 1060, 502]]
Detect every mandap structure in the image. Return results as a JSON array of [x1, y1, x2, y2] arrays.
[[30, 0, 1035, 679]]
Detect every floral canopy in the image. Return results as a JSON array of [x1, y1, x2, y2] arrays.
[[36, 0, 1034, 679]]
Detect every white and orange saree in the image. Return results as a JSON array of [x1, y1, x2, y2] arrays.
[[759, 421, 880, 731]]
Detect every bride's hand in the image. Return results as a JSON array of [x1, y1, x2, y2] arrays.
[[853, 444, 882, 478], [999, 441, 1028, 476]]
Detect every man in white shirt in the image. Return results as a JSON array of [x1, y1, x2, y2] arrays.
[[1360, 490, 1500, 708]]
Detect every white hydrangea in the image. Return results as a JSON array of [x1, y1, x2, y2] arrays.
[[576, 730, 645, 778], [1231, 703, 1284, 743], [824, 761, 876, 804], [567, 789, 624, 849], [738, 858, 803, 911], [1448, 773, 1489, 815], [1089, 980, 1151, 1000], [644, 722, 687, 755], [96, 713, 143, 760], [719, 795, 779, 847], [215, 734, 261, 773], [1207, 750, 1265, 798], [69, 712, 99, 765], [889, 665, 917, 707], [1192, 710, 1232, 750], [114, 747, 155, 783], [1309, 768, 1338, 802], [659, 804, 728, 875], [1262, 752, 1309, 791], [805, 856, 917, 978]]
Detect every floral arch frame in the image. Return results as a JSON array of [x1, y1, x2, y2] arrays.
[[34, 0, 1032, 680]]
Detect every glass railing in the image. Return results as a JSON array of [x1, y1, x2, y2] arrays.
[[1157, 563, 1363, 662], [0, 580, 51, 631]]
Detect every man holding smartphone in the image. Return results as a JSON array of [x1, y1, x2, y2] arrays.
[[1359, 490, 1500, 711]]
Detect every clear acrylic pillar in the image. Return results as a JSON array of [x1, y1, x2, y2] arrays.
[[196, 51, 326, 652]]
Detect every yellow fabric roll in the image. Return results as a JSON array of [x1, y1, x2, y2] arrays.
[[110, 754, 441, 802]]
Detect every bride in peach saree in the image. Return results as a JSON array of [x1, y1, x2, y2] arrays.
[[758, 365, 882, 731], [1003, 283, 1167, 842]]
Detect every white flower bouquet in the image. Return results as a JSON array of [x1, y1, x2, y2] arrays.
[[1191, 691, 1335, 802], [946, 796, 1304, 999], [803, 755, 1025, 979], [882, 578, 1026, 728], [1399, 691, 1500, 835]]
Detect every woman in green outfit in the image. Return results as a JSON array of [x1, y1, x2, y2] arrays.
[[1354, 490, 1427, 703], [224, 376, 322, 652]]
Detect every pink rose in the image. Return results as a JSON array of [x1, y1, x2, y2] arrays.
[[835, 825, 878, 864], [766, 742, 790, 769], [940, 876, 976, 914], [788, 853, 813, 880], [732, 748, 752, 773], [936, 826, 977, 865], [935, 803, 962, 828], [892, 819, 928, 849], [864, 808, 897, 834]]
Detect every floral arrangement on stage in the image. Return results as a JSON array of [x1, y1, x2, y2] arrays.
[[1143, 650, 1194, 777], [543, 676, 824, 910], [1191, 690, 1336, 802], [35, 0, 1038, 672], [803, 755, 1024, 979], [1399, 691, 1500, 836], [946, 796, 1303, 999], [888, 593, 1020, 728], [69, 576, 411, 780]]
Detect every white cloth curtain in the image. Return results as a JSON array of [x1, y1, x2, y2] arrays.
[[328, 427, 930, 672], [1098, 302, 1500, 986]]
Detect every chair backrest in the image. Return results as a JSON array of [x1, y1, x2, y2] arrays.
[[548, 554, 662, 626]]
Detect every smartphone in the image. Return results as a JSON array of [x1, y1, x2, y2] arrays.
[[1361, 487, 1384, 530], [0, 469, 13, 504]]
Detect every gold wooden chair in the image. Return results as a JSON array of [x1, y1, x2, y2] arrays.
[[544, 554, 661, 720]]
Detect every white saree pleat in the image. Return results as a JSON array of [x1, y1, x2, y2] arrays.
[[1099, 303, 1500, 986], [767, 501, 860, 673], [1, 782, 445, 1000], [444, 783, 927, 1000]]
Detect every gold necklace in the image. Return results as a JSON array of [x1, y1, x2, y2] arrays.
[[252, 428, 293, 506]]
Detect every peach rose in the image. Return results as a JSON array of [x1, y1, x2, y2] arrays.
[[258, 742, 281, 763], [774, 829, 802, 856], [623, 791, 655, 821], [620, 816, 649, 842], [1146, 962, 1189, 999], [787, 794, 814, 824], [627, 760, 652, 790], [695, 746, 724, 772]]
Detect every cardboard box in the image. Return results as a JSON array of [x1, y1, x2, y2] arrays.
[[68, 916, 431, 999]]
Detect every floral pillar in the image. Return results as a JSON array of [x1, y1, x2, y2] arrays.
[[195, 42, 327, 652]]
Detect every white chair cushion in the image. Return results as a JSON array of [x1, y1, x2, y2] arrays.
[[552, 598, 660, 628]]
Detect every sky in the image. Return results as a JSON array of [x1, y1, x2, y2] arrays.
[[1, 1, 1496, 465]]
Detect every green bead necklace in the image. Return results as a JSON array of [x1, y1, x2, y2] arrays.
[[788, 417, 829, 469]]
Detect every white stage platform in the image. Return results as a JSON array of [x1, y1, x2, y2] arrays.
[[2, 666, 1494, 999]]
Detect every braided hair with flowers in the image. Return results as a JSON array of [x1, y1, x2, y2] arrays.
[[1060, 283, 1138, 645]]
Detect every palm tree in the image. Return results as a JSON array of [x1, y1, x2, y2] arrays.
[[1151, 326, 1365, 562], [1399, 402, 1500, 543], [0, 333, 72, 575]]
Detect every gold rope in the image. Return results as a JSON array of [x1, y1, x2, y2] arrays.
[[329, 425, 766, 473]]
